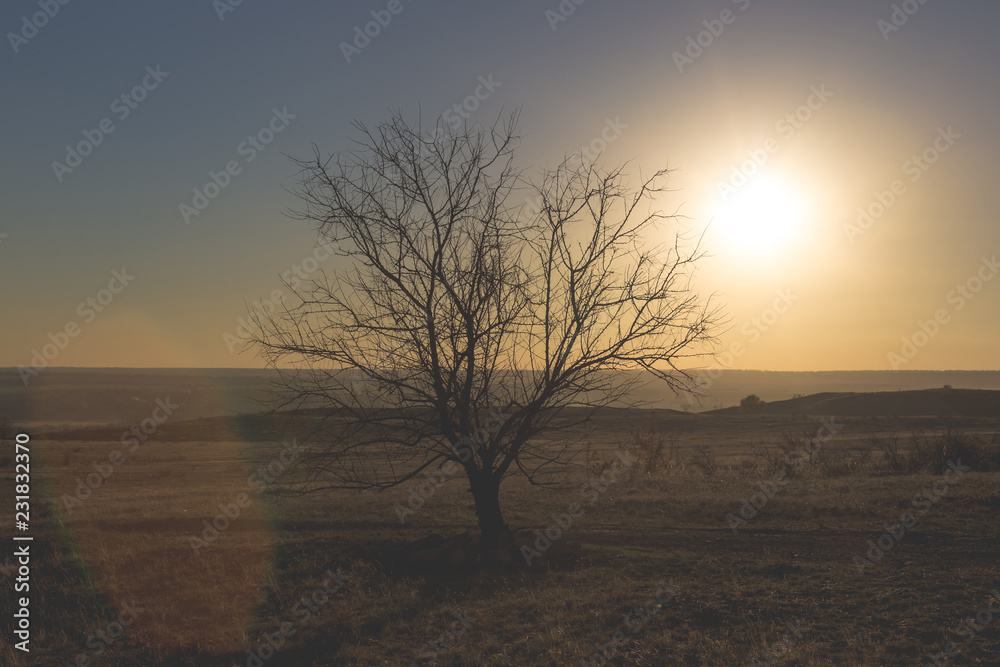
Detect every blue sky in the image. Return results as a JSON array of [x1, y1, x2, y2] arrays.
[[2, 0, 999, 370]]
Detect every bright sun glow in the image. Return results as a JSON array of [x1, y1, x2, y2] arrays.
[[714, 175, 808, 258]]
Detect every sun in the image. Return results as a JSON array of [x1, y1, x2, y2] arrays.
[[714, 175, 807, 258]]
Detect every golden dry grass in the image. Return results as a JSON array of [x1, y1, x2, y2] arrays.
[[1, 412, 998, 665]]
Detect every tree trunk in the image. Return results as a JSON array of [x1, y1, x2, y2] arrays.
[[470, 474, 507, 545]]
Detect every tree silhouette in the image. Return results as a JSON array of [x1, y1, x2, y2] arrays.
[[249, 111, 720, 547]]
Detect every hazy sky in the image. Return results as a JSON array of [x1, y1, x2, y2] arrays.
[[2, 0, 998, 373]]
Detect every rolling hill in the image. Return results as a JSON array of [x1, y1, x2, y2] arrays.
[[708, 388, 1000, 417]]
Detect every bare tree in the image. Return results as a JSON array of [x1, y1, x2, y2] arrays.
[[249, 111, 720, 546]]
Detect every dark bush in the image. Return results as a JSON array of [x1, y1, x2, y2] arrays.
[[740, 394, 766, 414]]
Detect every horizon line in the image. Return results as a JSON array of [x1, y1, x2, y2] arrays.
[[2, 366, 999, 373]]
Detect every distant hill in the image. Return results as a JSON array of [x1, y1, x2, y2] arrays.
[[707, 388, 1000, 417], [39, 405, 692, 443], [0, 368, 278, 426], [40, 410, 315, 442], [3, 368, 1000, 426], [668, 370, 1000, 411]]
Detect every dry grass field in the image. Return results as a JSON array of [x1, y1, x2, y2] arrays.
[[2, 406, 999, 666]]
